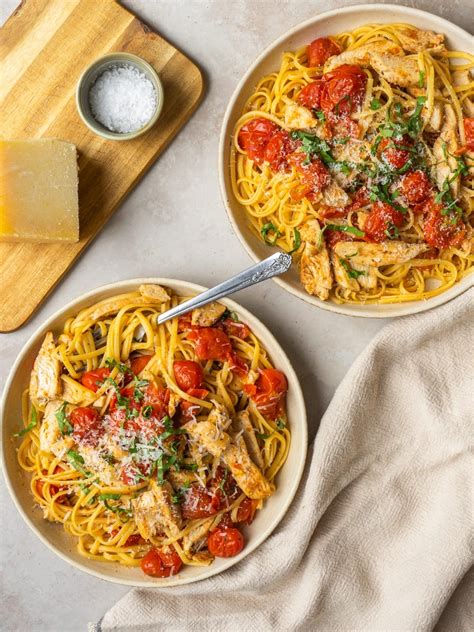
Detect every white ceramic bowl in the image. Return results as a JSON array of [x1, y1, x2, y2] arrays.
[[219, 4, 474, 318], [1, 279, 307, 587]]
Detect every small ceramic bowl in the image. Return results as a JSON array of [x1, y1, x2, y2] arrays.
[[75, 52, 164, 141]]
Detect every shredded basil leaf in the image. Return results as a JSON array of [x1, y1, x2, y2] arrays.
[[384, 224, 400, 240], [370, 98, 381, 110], [98, 493, 121, 501], [55, 402, 73, 435], [324, 224, 365, 237], [67, 450, 92, 477], [418, 70, 425, 88], [261, 222, 281, 245], [14, 406, 38, 437], [276, 419, 286, 430], [288, 228, 301, 254], [339, 258, 365, 278], [315, 110, 326, 122]]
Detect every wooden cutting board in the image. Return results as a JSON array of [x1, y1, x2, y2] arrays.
[[0, 0, 204, 332]]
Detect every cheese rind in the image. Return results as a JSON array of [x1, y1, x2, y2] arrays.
[[0, 139, 79, 243]]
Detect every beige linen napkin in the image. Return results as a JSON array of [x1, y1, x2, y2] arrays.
[[92, 288, 473, 632]]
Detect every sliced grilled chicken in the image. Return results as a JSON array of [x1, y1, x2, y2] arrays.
[[334, 240, 430, 266], [354, 265, 377, 289], [132, 480, 183, 540], [396, 28, 445, 54], [425, 101, 444, 133], [60, 375, 87, 405], [185, 403, 233, 459], [433, 104, 460, 197], [233, 409, 265, 470], [322, 180, 351, 207], [78, 445, 122, 486], [30, 332, 62, 408], [191, 302, 226, 327], [284, 102, 317, 130], [331, 251, 360, 292], [168, 470, 197, 490], [139, 284, 170, 303], [299, 220, 333, 300], [324, 40, 403, 72], [370, 54, 420, 87], [39, 400, 75, 458], [181, 517, 215, 555], [223, 435, 272, 499]]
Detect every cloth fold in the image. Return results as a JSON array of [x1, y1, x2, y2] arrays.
[[93, 289, 473, 632]]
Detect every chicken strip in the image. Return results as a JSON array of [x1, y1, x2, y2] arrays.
[[395, 28, 445, 54], [138, 284, 170, 303], [181, 517, 215, 555], [284, 102, 317, 130], [30, 332, 62, 408], [39, 400, 75, 458], [370, 54, 420, 88], [324, 40, 403, 72], [185, 403, 232, 459], [299, 220, 333, 300], [331, 251, 360, 292], [433, 104, 460, 197], [223, 436, 272, 500], [132, 480, 183, 540], [334, 240, 429, 266], [191, 302, 226, 327], [234, 409, 265, 470], [322, 180, 351, 208]]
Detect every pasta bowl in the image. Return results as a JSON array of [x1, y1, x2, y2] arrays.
[[1, 279, 307, 586], [219, 4, 474, 318]]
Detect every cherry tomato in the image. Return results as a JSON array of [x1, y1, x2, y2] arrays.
[[177, 313, 194, 332], [36, 478, 59, 499], [319, 205, 349, 219], [222, 318, 250, 340], [228, 352, 249, 378], [208, 527, 244, 558], [307, 37, 341, 67], [130, 355, 152, 375], [141, 547, 182, 578], [364, 202, 404, 243], [379, 135, 412, 169], [173, 360, 203, 392], [399, 170, 432, 206], [188, 327, 232, 362], [289, 152, 331, 192], [238, 118, 279, 163], [211, 467, 240, 506], [321, 65, 366, 115], [81, 368, 111, 392], [70, 407, 102, 446], [181, 484, 221, 519], [350, 187, 370, 210], [324, 228, 354, 248], [125, 534, 145, 546], [250, 368, 288, 420], [120, 461, 152, 486], [236, 498, 259, 525], [297, 80, 324, 109], [464, 118, 474, 150], [143, 384, 170, 420], [179, 388, 209, 422], [263, 129, 295, 172], [423, 202, 466, 249]]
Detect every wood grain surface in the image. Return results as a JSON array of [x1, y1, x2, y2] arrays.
[[0, 0, 203, 332]]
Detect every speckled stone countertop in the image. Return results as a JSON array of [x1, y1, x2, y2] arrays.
[[1, 1, 472, 630]]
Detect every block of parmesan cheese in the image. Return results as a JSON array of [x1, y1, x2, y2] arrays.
[[0, 139, 79, 243]]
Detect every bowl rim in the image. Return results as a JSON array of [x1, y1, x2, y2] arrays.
[[218, 3, 474, 319], [75, 52, 164, 141], [1, 277, 308, 587]]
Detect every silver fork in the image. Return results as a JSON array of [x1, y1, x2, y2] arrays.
[[157, 252, 292, 325]]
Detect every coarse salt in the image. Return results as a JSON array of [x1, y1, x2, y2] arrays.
[[89, 64, 157, 134]]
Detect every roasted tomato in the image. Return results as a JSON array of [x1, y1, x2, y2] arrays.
[[211, 467, 240, 506], [324, 228, 354, 248], [181, 484, 221, 519], [173, 360, 203, 392], [81, 368, 111, 392], [140, 547, 182, 578], [379, 135, 412, 170], [188, 327, 232, 362], [307, 37, 341, 67], [238, 117, 279, 163], [319, 205, 349, 219], [289, 152, 331, 193], [350, 187, 371, 211], [70, 407, 102, 446], [297, 80, 324, 110], [263, 129, 295, 171], [399, 170, 432, 207], [246, 368, 288, 420], [320, 65, 366, 116], [130, 355, 152, 375], [208, 527, 244, 558], [222, 318, 250, 340], [364, 202, 404, 242], [423, 202, 466, 249], [236, 497, 259, 525], [456, 118, 474, 154]]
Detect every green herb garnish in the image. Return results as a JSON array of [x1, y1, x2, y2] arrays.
[[261, 222, 281, 245], [98, 493, 122, 501], [418, 70, 425, 88], [290, 130, 335, 165], [55, 402, 73, 435], [276, 419, 286, 430], [370, 98, 381, 110], [67, 450, 91, 477], [14, 406, 38, 437], [288, 228, 301, 254], [324, 224, 365, 237], [339, 258, 365, 278], [384, 224, 400, 240], [315, 110, 326, 122]]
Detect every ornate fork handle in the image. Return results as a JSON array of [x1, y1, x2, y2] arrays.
[[157, 252, 292, 325]]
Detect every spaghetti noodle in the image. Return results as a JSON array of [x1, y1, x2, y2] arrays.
[[231, 23, 474, 304], [15, 285, 290, 578]]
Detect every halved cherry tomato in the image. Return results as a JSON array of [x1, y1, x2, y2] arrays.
[[263, 129, 295, 172], [289, 152, 331, 192], [120, 461, 153, 486], [423, 202, 466, 248], [250, 368, 288, 420], [324, 228, 353, 248], [211, 467, 240, 506], [379, 135, 412, 169], [188, 327, 232, 362], [228, 352, 249, 378], [399, 170, 432, 206], [173, 360, 203, 392], [181, 484, 221, 519], [238, 118, 279, 163], [222, 318, 250, 340], [321, 65, 366, 116], [208, 527, 244, 558], [297, 80, 324, 109], [319, 205, 349, 219], [236, 498, 259, 525], [179, 388, 209, 423], [307, 37, 341, 67], [177, 313, 194, 332], [350, 187, 370, 211], [456, 118, 474, 154], [141, 547, 183, 578], [130, 355, 152, 375], [81, 368, 111, 392], [70, 407, 102, 446], [364, 202, 404, 243]]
